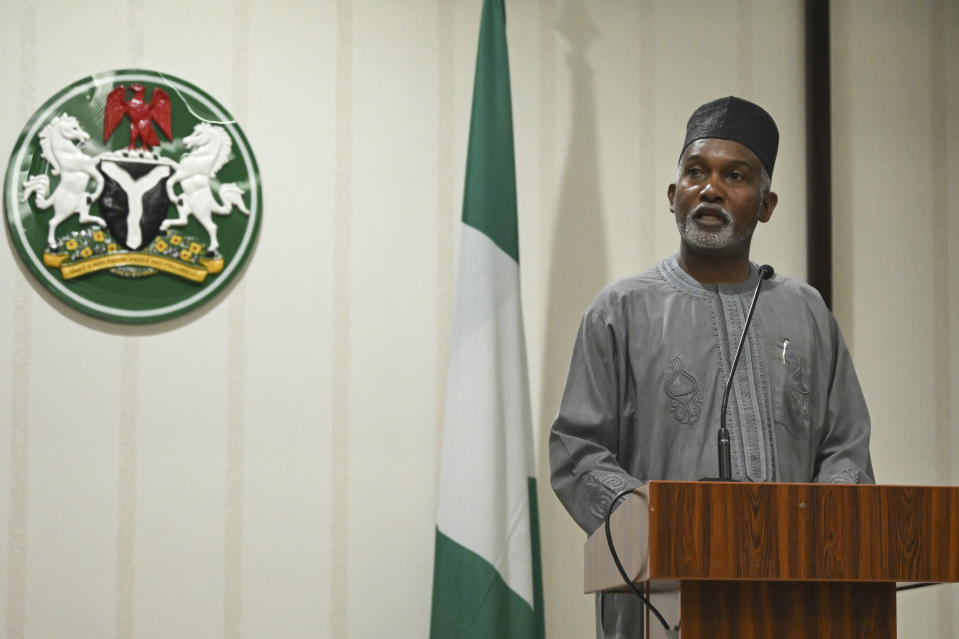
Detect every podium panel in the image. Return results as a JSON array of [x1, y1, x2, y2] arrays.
[[681, 581, 894, 639], [584, 481, 959, 638]]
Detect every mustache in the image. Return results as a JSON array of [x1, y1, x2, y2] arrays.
[[691, 204, 732, 223]]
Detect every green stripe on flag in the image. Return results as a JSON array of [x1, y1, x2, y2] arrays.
[[461, 0, 519, 263], [430, 530, 536, 639]]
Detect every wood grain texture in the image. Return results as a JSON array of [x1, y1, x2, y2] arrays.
[[680, 581, 895, 639], [646, 481, 959, 581]]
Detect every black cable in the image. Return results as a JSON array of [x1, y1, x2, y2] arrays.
[[896, 582, 937, 592], [603, 488, 675, 635]]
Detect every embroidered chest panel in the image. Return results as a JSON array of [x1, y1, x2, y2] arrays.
[[665, 354, 703, 425], [714, 291, 777, 482]]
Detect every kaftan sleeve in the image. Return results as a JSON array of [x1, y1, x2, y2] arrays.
[[813, 316, 876, 484], [549, 300, 644, 534]]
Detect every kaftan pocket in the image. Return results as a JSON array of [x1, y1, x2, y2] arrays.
[[768, 339, 812, 440]]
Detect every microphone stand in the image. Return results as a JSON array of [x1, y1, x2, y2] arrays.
[[703, 264, 774, 481]]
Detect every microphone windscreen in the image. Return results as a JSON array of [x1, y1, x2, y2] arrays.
[[760, 264, 775, 279]]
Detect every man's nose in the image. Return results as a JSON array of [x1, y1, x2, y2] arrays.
[[699, 176, 724, 202]]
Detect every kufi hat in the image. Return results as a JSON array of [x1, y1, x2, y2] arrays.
[[681, 96, 779, 177]]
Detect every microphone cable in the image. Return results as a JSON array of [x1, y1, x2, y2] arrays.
[[603, 488, 679, 638]]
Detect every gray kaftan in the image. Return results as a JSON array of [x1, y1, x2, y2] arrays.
[[549, 255, 874, 639]]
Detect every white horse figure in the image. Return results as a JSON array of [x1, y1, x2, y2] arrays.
[[161, 123, 249, 252], [21, 114, 106, 248]]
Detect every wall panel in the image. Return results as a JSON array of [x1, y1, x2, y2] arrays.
[[832, 1, 958, 636], [346, 1, 442, 636], [239, 0, 337, 636]]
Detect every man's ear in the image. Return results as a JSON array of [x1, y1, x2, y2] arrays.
[[667, 183, 676, 212], [758, 191, 778, 223]]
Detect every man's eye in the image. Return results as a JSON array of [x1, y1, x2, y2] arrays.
[[687, 167, 703, 177], [728, 171, 744, 181]]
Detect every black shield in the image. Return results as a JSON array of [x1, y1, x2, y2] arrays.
[[97, 158, 172, 250]]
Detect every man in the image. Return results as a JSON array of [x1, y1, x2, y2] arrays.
[[549, 96, 874, 638]]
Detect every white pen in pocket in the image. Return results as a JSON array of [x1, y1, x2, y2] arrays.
[[779, 339, 790, 365]]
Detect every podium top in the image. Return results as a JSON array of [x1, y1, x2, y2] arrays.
[[585, 481, 959, 593]]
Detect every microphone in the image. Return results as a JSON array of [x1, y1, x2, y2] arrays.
[[708, 264, 775, 481]]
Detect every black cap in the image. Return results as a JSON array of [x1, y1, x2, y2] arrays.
[[680, 96, 779, 177]]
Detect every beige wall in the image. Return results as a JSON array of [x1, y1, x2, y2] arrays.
[[832, 0, 959, 634], [0, 1, 953, 638]]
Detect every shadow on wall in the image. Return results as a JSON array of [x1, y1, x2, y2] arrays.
[[536, 0, 610, 613]]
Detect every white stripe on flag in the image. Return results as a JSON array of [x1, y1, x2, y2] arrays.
[[436, 223, 535, 606]]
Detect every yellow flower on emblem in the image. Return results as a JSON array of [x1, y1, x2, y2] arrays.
[[189, 242, 203, 254], [170, 235, 182, 246], [179, 250, 193, 261], [155, 239, 168, 252], [80, 247, 92, 258], [65, 239, 79, 250], [93, 231, 105, 242], [108, 244, 118, 252]]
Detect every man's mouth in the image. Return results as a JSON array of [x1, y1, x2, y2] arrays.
[[691, 206, 730, 228]]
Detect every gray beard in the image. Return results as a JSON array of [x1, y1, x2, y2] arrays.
[[677, 206, 752, 254]]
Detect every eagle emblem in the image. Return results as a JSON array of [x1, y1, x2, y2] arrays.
[[104, 84, 173, 149]]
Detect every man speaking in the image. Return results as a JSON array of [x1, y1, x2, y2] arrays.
[[549, 97, 874, 638]]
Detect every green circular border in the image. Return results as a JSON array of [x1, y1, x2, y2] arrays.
[[4, 68, 262, 324]]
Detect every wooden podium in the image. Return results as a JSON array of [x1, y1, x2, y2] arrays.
[[585, 481, 959, 638]]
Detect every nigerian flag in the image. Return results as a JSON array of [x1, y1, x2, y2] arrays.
[[429, 1, 545, 638]]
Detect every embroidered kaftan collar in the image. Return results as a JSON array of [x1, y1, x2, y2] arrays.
[[658, 253, 761, 299]]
